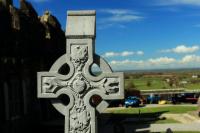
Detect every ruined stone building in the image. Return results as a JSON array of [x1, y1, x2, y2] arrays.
[[0, 0, 66, 132]]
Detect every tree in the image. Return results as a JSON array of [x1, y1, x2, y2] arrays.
[[169, 80, 173, 87], [147, 81, 151, 87]]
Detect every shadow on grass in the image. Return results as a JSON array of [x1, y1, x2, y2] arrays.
[[98, 110, 169, 133]]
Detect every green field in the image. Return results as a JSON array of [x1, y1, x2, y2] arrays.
[[125, 71, 200, 90], [107, 106, 198, 114], [185, 83, 200, 90], [125, 77, 171, 90]]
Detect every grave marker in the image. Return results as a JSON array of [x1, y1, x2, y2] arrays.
[[37, 10, 124, 133]]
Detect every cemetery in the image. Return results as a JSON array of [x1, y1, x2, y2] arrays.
[[0, 0, 200, 133]]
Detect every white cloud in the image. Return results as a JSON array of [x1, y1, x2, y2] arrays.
[[156, 0, 200, 6], [180, 55, 200, 63], [109, 57, 176, 70], [109, 55, 200, 70], [109, 57, 176, 71], [103, 51, 144, 57], [137, 51, 144, 55], [99, 9, 136, 15], [98, 9, 144, 29], [173, 45, 199, 53], [105, 14, 143, 23], [121, 51, 134, 56], [148, 57, 176, 65], [110, 59, 144, 65], [103, 52, 119, 57], [160, 45, 199, 54]]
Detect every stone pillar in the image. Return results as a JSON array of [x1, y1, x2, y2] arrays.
[[0, 0, 12, 8]]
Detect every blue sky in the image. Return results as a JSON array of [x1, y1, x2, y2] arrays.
[[14, 0, 200, 70]]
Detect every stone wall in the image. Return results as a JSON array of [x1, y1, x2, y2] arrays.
[[0, 0, 65, 128]]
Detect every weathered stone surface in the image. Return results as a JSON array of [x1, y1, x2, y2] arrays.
[[66, 10, 96, 38], [38, 10, 124, 133], [9, 5, 20, 30], [0, 0, 12, 8], [40, 10, 63, 39], [19, 0, 38, 19], [0, 0, 65, 124], [0, 0, 65, 65]]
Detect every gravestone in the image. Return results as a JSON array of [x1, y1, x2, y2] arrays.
[[37, 10, 124, 133]]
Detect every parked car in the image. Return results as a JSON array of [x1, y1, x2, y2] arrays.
[[146, 94, 160, 104], [172, 93, 199, 104], [125, 96, 141, 107]]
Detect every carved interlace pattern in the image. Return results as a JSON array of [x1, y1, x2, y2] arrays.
[[43, 76, 120, 95], [71, 45, 88, 71], [70, 94, 91, 133]]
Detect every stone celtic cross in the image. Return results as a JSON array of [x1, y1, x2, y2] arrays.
[[37, 10, 124, 133]]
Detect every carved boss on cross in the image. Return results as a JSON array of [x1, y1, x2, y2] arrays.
[[37, 10, 124, 133]]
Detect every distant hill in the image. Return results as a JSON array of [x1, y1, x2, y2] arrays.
[[120, 68, 200, 74]]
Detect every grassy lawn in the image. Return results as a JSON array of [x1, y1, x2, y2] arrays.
[[107, 106, 198, 114], [125, 77, 200, 90], [185, 83, 200, 90], [125, 77, 172, 90]]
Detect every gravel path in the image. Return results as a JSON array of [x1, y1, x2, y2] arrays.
[[160, 113, 200, 123], [151, 123, 200, 132]]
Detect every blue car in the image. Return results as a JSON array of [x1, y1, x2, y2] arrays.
[[125, 96, 141, 107]]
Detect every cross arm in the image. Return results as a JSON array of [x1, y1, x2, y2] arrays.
[[89, 72, 124, 100], [37, 72, 71, 98]]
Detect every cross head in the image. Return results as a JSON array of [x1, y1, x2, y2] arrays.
[[37, 10, 124, 133]]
